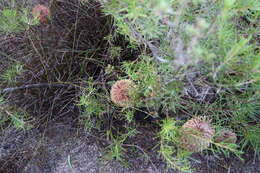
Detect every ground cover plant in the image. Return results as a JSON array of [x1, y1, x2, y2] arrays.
[[0, 0, 259, 172]]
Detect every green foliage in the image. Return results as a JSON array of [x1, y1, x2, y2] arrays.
[[0, 96, 32, 130], [1, 62, 24, 84], [122, 55, 159, 99], [100, 0, 260, 171], [101, 0, 173, 41], [240, 125, 260, 153], [9, 111, 32, 130], [0, 8, 38, 34], [231, 95, 260, 153], [78, 79, 107, 131], [159, 118, 179, 142], [159, 144, 192, 172], [158, 118, 192, 172], [104, 128, 139, 164], [123, 109, 135, 123], [106, 140, 126, 162], [108, 46, 122, 60]]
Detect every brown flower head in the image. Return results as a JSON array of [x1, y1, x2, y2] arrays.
[[214, 129, 237, 144], [32, 5, 50, 23], [180, 117, 215, 152], [110, 79, 136, 107]]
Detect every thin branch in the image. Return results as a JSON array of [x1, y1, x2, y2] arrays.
[[1, 83, 74, 94], [128, 25, 169, 63], [146, 41, 169, 63]]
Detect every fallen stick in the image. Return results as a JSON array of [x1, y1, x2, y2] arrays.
[[1, 83, 73, 94]]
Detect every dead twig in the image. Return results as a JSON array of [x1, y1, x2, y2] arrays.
[[1, 83, 74, 94]]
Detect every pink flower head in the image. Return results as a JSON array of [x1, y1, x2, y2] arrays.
[[180, 117, 215, 152], [32, 5, 50, 23], [110, 79, 136, 107]]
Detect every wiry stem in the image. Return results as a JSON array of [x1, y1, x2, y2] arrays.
[[1, 83, 74, 94]]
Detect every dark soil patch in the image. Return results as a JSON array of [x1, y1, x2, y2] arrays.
[[190, 152, 260, 173]]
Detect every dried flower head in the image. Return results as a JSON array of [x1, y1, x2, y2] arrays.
[[180, 117, 215, 152], [110, 79, 136, 107], [32, 5, 50, 23], [214, 129, 237, 144]]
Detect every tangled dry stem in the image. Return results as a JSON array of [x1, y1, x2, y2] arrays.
[[2, 0, 112, 124]]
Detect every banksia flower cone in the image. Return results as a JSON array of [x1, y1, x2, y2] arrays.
[[32, 5, 50, 23], [214, 129, 237, 144], [180, 117, 215, 152], [110, 79, 136, 107]]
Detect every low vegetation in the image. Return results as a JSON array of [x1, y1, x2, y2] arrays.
[[0, 0, 259, 172]]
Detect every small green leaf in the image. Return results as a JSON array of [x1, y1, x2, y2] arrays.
[[2, 9, 17, 18], [224, 0, 236, 9]]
